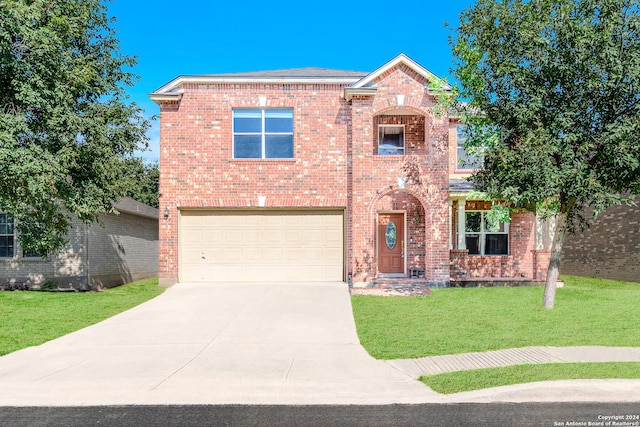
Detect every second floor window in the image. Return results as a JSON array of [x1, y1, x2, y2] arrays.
[[456, 126, 483, 170], [378, 125, 404, 155], [233, 109, 294, 159]]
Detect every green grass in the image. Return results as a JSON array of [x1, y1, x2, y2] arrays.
[[0, 277, 163, 356], [351, 276, 640, 359], [420, 362, 640, 394]]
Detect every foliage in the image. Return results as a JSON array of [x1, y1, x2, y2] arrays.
[[38, 280, 58, 291], [421, 362, 640, 394], [351, 276, 640, 359], [121, 158, 159, 208], [449, 0, 640, 307], [0, 277, 162, 356], [0, 282, 29, 291], [0, 0, 149, 255], [452, 0, 640, 224]]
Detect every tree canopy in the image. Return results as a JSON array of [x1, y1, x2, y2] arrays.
[[0, 0, 149, 255], [450, 0, 640, 307], [122, 158, 159, 209]]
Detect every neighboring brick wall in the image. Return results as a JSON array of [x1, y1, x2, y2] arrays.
[[89, 211, 159, 289], [0, 204, 158, 289], [561, 203, 640, 282], [0, 216, 87, 288]]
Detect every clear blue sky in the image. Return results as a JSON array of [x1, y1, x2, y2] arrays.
[[107, 0, 475, 162]]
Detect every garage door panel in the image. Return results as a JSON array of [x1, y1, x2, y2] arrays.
[[283, 247, 304, 261], [221, 247, 244, 263], [261, 229, 282, 245], [244, 247, 262, 262], [284, 230, 303, 245], [262, 247, 284, 262], [319, 248, 342, 263], [180, 210, 344, 282]]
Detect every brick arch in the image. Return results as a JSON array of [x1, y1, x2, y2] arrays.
[[368, 185, 429, 218], [371, 100, 428, 117]]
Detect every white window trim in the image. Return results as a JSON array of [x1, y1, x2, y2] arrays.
[[377, 124, 405, 156], [0, 214, 46, 260], [232, 108, 294, 159], [464, 210, 510, 256]]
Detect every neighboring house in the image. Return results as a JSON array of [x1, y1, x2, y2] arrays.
[[0, 198, 159, 290], [561, 203, 640, 283], [150, 54, 552, 288]]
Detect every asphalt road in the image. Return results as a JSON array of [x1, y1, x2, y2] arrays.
[[1, 403, 639, 427]]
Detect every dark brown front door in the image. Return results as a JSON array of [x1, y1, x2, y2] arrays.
[[378, 213, 404, 274]]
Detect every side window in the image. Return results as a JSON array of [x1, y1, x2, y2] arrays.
[[378, 125, 404, 155], [0, 214, 15, 258], [233, 109, 294, 159], [456, 126, 483, 170]]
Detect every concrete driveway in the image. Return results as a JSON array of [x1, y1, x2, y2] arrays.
[[0, 282, 438, 406]]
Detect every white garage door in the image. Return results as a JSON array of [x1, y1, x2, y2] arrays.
[[179, 210, 344, 282]]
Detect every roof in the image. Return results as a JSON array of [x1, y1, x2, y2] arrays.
[[449, 178, 475, 193], [343, 53, 451, 101], [113, 197, 159, 220], [149, 68, 367, 102], [192, 68, 368, 79], [348, 53, 449, 90], [149, 53, 451, 103]]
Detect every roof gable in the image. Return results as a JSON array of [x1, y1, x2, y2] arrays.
[[348, 53, 450, 90], [149, 54, 450, 104]]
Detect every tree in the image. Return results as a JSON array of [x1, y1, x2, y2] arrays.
[[0, 0, 149, 255], [450, 0, 640, 307], [121, 158, 159, 208]]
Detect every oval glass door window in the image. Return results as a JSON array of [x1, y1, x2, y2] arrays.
[[385, 221, 397, 249]]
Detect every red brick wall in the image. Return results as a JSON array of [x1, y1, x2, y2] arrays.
[[450, 202, 537, 279], [561, 203, 640, 282], [349, 66, 451, 286], [156, 62, 544, 287], [158, 83, 351, 284]]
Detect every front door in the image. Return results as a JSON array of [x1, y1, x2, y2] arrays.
[[377, 213, 404, 274]]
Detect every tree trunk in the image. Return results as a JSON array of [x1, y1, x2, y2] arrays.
[[542, 211, 568, 309]]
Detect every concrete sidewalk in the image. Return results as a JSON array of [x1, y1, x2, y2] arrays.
[[387, 347, 640, 403], [387, 346, 640, 377]]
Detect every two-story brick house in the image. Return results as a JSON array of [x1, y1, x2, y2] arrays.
[[150, 54, 551, 288]]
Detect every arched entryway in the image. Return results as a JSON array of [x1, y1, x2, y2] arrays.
[[372, 189, 427, 278]]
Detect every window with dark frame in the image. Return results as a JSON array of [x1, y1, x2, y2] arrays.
[[0, 214, 15, 258], [456, 126, 483, 170], [465, 211, 509, 255], [378, 125, 404, 155], [233, 109, 294, 159]]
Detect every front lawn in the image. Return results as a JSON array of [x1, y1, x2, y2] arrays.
[[0, 277, 163, 356], [351, 276, 640, 359]]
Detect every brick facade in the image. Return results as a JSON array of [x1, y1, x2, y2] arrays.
[[561, 203, 640, 282], [152, 54, 548, 287]]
